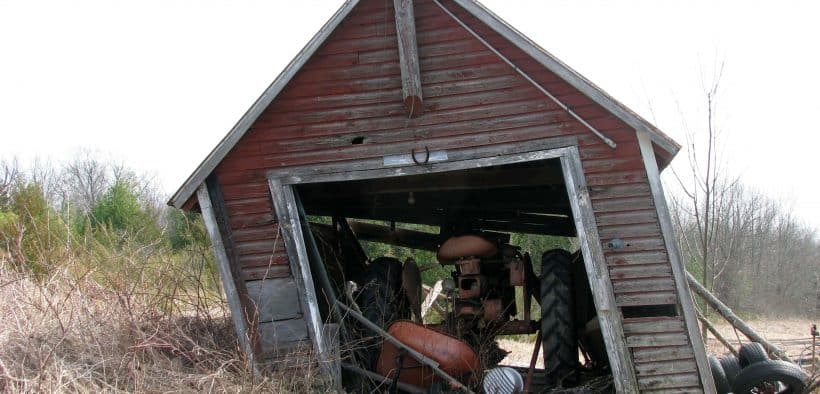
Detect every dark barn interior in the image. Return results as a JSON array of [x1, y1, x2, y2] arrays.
[[298, 158, 574, 237]]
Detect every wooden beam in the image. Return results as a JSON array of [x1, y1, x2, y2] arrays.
[[307, 164, 565, 197], [197, 182, 259, 375], [686, 271, 792, 363], [393, 0, 423, 117], [560, 146, 638, 393], [270, 135, 577, 185], [638, 130, 718, 393], [349, 221, 440, 251], [696, 309, 738, 357]]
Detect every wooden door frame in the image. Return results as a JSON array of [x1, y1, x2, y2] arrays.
[[266, 139, 639, 392]]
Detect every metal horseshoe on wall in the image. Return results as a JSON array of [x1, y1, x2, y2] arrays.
[[411, 146, 430, 165]]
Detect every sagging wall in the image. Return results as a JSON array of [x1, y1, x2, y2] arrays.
[[206, 0, 705, 390]]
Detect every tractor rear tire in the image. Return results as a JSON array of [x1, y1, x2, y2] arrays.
[[540, 249, 578, 387]]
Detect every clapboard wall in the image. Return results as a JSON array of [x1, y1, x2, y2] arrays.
[[201, 0, 705, 390]]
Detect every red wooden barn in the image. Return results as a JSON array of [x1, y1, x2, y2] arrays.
[[169, 0, 715, 391]]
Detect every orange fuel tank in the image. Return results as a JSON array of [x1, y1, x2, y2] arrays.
[[376, 320, 480, 388]]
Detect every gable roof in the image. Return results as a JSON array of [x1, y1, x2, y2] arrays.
[[169, 0, 680, 209]]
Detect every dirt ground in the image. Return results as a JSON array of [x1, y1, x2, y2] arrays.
[[498, 317, 820, 372]]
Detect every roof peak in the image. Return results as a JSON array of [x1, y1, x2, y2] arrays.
[[169, 0, 679, 209]]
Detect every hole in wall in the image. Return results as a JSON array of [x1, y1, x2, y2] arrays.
[[351, 136, 366, 145], [622, 304, 678, 318]]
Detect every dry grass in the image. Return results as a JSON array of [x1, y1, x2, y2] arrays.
[[0, 251, 328, 393]]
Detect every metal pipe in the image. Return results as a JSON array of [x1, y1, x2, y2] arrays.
[[431, 0, 617, 149], [525, 329, 542, 392]]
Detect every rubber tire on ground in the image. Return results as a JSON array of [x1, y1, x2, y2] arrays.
[[540, 249, 578, 386], [719, 354, 742, 386], [738, 342, 769, 367], [731, 360, 809, 394], [709, 355, 732, 394]]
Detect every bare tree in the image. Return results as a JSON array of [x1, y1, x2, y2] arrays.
[[0, 158, 21, 207], [671, 61, 746, 337], [60, 151, 110, 213]]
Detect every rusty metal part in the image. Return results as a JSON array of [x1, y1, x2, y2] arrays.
[[437, 235, 497, 263], [376, 320, 481, 389], [525, 329, 542, 393], [458, 275, 485, 299], [334, 302, 474, 393], [456, 258, 481, 275], [483, 298, 504, 322]]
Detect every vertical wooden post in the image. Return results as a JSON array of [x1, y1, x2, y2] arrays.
[[637, 131, 717, 393], [393, 0, 423, 117], [560, 146, 638, 393], [197, 182, 258, 374], [267, 179, 328, 364]]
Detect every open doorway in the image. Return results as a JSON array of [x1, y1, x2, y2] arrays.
[[269, 146, 629, 391]]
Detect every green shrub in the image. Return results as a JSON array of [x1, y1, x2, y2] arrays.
[[1, 182, 69, 273], [167, 208, 208, 251], [88, 181, 161, 245]]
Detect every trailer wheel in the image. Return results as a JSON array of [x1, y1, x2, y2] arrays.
[[731, 360, 809, 394], [540, 249, 577, 386], [719, 354, 742, 386], [709, 355, 731, 394], [739, 342, 769, 367]]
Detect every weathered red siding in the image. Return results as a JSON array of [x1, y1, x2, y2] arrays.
[[213, 0, 700, 390]]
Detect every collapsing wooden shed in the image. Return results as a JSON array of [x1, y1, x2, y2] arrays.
[[169, 0, 716, 392]]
